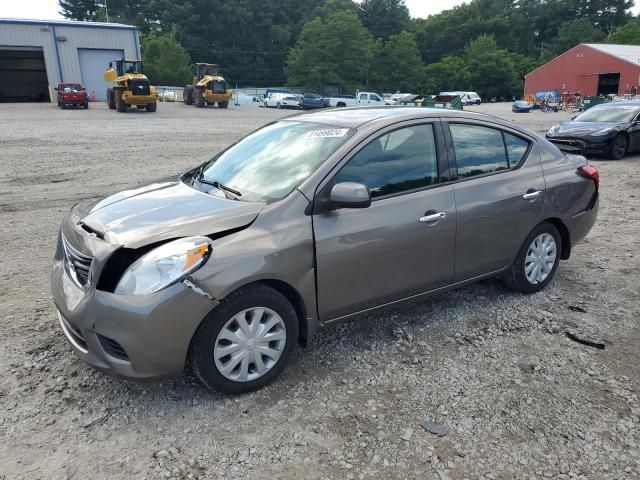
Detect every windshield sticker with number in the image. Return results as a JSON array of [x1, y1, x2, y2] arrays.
[[307, 129, 350, 139]]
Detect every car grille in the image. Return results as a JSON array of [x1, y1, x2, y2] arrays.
[[129, 79, 150, 96], [208, 80, 226, 94], [98, 335, 129, 361], [58, 311, 88, 353], [61, 234, 93, 288]]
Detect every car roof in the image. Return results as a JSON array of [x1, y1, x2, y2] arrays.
[[291, 106, 516, 129], [591, 101, 640, 108]]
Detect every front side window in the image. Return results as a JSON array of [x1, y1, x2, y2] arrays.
[[334, 124, 438, 198], [450, 124, 509, 178], [199, 121, 354, 203]]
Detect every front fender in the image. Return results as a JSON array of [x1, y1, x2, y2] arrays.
[[191, 190, 318, 336]]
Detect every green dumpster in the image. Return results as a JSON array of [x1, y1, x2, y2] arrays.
[[581, 96, 607, 111], [400, 94, 463, 110]]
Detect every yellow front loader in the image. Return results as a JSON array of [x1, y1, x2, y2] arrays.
[[104, 59, 158, 113], [183, 63, 232, 108]]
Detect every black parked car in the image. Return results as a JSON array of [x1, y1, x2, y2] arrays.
[[546, 102, 640, 159], [301, 93, 328, 109]]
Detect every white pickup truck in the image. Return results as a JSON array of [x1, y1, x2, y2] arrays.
[[327, 91, 391, 108]]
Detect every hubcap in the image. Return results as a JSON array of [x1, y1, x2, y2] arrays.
[[214, 307, 286, 382], [524, 233, 557, 284], [615, 137, 627, 157]]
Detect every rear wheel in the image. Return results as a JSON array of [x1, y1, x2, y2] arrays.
[[84, 103, 89, 109], [183, 85, 194, 105], [218, 101, 229, 109], [276, 102, 282, 109], [336, 102, 346, 108], [106, 88, 116, 110], [115, 91, 127, 112], [195, 88, 205, 108], [502, 222, 561, 294], [607, 134, 628, 160], [146, 102, 157, 112], [189, 284, 298, 394]]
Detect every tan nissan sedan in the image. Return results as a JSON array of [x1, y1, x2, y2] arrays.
[[52, 107, 599, 393]]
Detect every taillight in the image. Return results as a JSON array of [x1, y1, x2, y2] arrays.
[[578, 165, 599, 193]]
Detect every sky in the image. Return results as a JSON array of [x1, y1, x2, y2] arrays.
[[0, 0, 638, 21]]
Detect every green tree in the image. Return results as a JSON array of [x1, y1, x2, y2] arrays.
[[424, 56, 470, 94], [286, 12, 375, 92], [141, 30, 192, 86], [358, 0, 410, 39], [551, 18, 605, 54], [370, 32, 425, 91], [610, 18, 640, 43], [59, 0, 155, 30]]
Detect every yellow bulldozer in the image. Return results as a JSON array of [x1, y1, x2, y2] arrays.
[[104, 59, 158, 113], [183, 63, 232, 108]]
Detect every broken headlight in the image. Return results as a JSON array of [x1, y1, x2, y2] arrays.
[[114, 237, 211, 296]]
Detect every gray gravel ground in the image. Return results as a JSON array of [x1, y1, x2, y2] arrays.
[[0, 102, 638, 480]]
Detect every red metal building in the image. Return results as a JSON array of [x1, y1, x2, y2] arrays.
[[524, 43, 640, 97]]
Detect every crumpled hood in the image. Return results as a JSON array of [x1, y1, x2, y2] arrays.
[[552, 121, 624, 137], [74, 179, 264, 248]]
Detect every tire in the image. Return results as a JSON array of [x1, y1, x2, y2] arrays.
[[336, 102, 346, 108], [607, 134, 628, 160], [502, 222, 562, 294], [146, 102, 157, 112], [115, 91, 127, 112], [276, 102, 282, 109], [61, 103, 66, 110], [218, 101, 229, 109], [189, 284, 299, 394], [57, 100, 61, 108], [195, 88, 205, 108], [84, 103, 89, 109], [106, 88, 116, 110], [183, 85, 193, 105], [263, 101, 268, 108]]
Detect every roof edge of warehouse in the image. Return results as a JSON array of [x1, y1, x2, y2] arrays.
[[0, 17, 137, 30]]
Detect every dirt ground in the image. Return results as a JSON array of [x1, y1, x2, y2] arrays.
[[0, 101, 638, 480]]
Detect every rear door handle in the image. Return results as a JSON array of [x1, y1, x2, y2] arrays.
[[419, 212, 446, 223], [522, 190, 542, 200]]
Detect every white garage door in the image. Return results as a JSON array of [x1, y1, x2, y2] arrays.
[[78, 49, 125, 101]]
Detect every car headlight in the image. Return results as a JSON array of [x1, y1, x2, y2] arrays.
[[547, 124, 561, 136], [115, 237, 212, 296], [591, 127, 614, 136]]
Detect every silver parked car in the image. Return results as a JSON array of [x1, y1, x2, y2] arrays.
[[52, 107, 599, 393]]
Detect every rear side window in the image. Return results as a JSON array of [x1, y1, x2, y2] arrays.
[[450, 124, 508, 177], [505, 133, 529, 166], [449, 124, 530, 178], [334, 124, 438, 198]]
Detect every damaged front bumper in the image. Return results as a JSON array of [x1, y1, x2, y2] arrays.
[[51, 227, 218, 380]]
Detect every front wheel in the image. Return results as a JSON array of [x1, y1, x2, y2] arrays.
[[195, 88, 205, 108], [502, 222, 561, 294], [146, 102, 157, 112], [218, 101, 229, 109], [607, 134, 628, 160], [189, 284, 298, 394]]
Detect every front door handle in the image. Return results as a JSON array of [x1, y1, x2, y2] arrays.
[[522, 190, 542, 200], [419, 212, 446, 223]]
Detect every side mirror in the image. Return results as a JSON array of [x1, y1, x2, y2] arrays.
[[54, 87, 58, 91], [329, 182, 371, 209], [109, 61, 113, 68]]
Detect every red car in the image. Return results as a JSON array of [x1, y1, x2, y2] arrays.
[[56, 83, 89, 109]]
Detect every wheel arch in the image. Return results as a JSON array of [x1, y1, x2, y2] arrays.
[[542, 217, 571, 259], [205, 279, 315, 347]]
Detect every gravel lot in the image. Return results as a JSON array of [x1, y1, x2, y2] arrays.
[[0, 101, 638, 480]]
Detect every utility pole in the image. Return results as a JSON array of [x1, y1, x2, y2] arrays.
[[104, 0, 109, 22]]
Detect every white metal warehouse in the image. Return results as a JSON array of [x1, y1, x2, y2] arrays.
[[0, 18, 140, 102]]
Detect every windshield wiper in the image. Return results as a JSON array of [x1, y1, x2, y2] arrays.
[[194, 166, 242, 199], [200, 178, 242, 199]]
